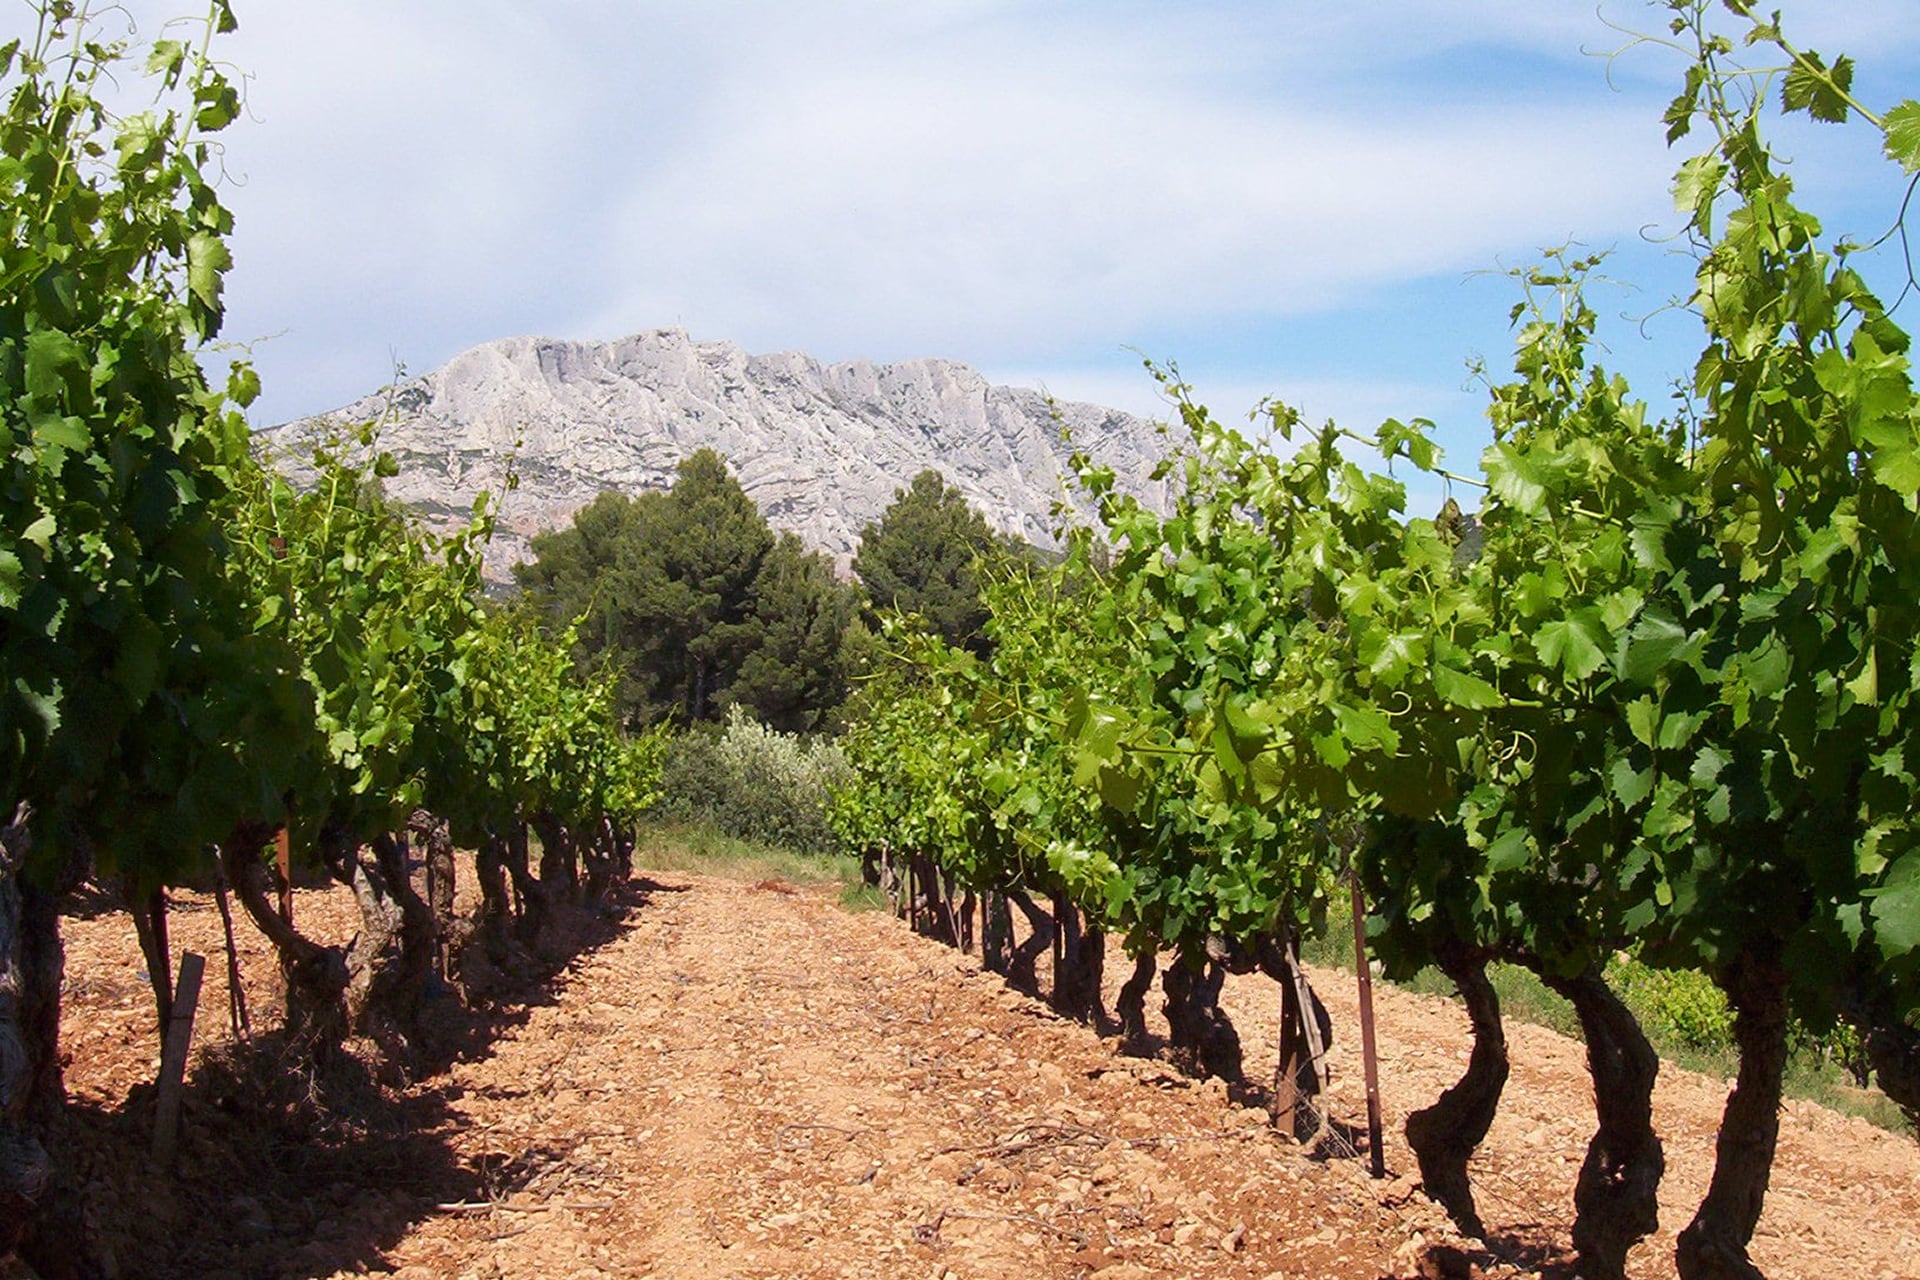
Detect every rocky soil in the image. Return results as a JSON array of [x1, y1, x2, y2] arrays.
[[45, 866, 1920, 1280]]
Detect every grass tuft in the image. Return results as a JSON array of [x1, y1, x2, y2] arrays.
[[633, 819, 862, 888]]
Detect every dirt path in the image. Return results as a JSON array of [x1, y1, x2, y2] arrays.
[[53, 870, 1920, 1280], [368, 877, 1431, 1280]]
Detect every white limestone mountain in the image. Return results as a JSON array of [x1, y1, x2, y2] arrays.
[[255, 330, 1176, 585]]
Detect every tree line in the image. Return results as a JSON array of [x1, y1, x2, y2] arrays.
[[512, 454, 1024, 733]]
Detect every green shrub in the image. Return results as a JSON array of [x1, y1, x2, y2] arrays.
[[654, 705, 851, 855], [1606, 957, 1736, 1053]]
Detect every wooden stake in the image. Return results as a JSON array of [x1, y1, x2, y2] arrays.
[[1350, 877, 1386, 1177], [1271, 926, 1331, 1138], [1284, 930, 1329, 1089], [275, 827, 294, 925], [151, 950, 206, 1168]]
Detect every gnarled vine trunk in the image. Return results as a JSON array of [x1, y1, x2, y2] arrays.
[[906, 855, 954, 944], [1117, 952, 1157, 1048], [1405, 943, 1508, 1237], [981, 890, 1011, 976], [611, 823, 636, 884], [502, 821, 554, 948], [1004, 890, 1054, 998], [225, 819, 438, 1072], [221, 828, 351, 1057], [1163, 956, 1242, 1083], [532, 813, 579, 905], [408, 809, 456, 978], [1864, 1018, 1920, 1133], [1840, 980, 1920, 1134], [1676, 948, 1789, 1280], [123, 878, 172, 1038], [1540, 963, 1664, 1280], [473, 830, 515, 963], [1050, 894, 1107, 1028], [0, 804, 60, 1261], [352, 832, 439, 1067], [580, 815, 617, 902]]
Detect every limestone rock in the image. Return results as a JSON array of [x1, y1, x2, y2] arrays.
[[255, 330, 1175, 585]]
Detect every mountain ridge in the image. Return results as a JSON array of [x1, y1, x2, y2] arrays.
[[255, 329, 1175, 583]]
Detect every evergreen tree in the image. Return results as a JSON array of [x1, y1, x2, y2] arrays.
[[516, 492, 641, 645], [647, 449, 774, 721], [852, 469, 1002, 653], [517, 450, 860, 728], [732, 534, 862, 732]]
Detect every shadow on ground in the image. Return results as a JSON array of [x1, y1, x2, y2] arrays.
[[31, 878, 676, 1280]]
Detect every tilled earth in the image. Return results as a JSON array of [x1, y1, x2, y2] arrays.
[[49, 868, 1920, 1280]]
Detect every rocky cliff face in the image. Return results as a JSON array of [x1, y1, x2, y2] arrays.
[[255, 330, 1174, 584]]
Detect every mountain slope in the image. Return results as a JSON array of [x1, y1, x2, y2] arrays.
[[255, 330, 1175, 582]]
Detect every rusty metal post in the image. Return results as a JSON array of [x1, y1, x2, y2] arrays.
[[1351, 875, 1386, 1177]]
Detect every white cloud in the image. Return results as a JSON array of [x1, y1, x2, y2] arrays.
[[8, 0, 1916, 430], [579, 30, 1676, 362]]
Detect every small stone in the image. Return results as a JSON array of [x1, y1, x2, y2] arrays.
[[1383, 1172, 1420, 1202]]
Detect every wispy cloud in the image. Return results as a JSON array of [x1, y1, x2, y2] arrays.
[[11, 0, 1916, 437]]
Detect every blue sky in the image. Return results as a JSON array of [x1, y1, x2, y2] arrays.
[[18, 2, 1920, 502]]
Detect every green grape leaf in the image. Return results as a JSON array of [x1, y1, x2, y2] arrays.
[[0, 549, 20, 610], [1433, 663, 1500, 710], [1673, 154, 1725, 216], [1485, 828, 1531, 875], [1610, 757, 1653, 808], [195, 77, 239, 131], [18, 681, 62, 735], [1744, 633, 1791, 698], [1691, 745, 1731, 787], [145, 38, 185, 78], [32, 415, 90, 453], [1377, 418, 1438, 471], [1619, 611, 1688, 683], [187, 230, 232, 313], [1535, 614, 1607, 680], [1868, 434, 1920, 503], [1885, 101, 1920, 173], [1846, 648, 1879, 707], [1485, 444, 1548, 516], [1333, 700, 1396, 753], [1869, 852, 1920, 956], [1097, 765, 1144, 815], [1222, 697, 1267, 756], [1626, 698, 1659, 747], [1781, 52, 1853, 125], [1359, 628, 1424, 683], [20, 513, 56, 551]]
